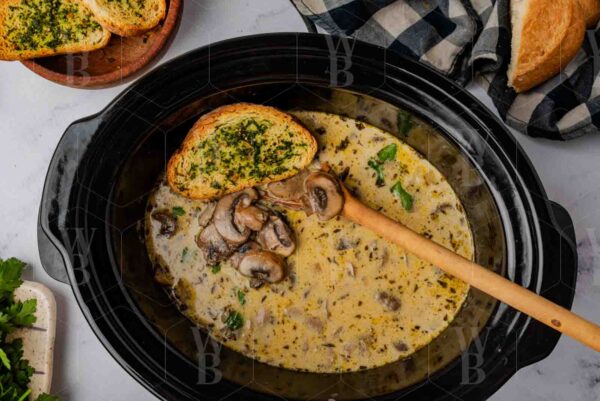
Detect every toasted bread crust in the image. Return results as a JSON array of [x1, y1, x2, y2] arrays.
[[0, 0, 110, 61], [167, 103, 318, 200], [82, 0, 166, 37], [509, 0, 586, 93], [578, 0, 600, 27]]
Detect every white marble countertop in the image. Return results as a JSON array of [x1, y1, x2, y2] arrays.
[[1, 0, 600, 400]]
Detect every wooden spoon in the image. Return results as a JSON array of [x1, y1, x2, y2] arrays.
[[339, 185, 600, 352]]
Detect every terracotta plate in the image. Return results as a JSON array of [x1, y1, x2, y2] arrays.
[[21, 0, 182, 89]]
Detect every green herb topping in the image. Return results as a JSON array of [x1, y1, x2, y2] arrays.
[[211, 264, 221, 274], [224, 310, 244, 331], [368, 143, 398, 187], [5, 0, 103, 52], [377, 143, 397, 162], [172, 206, 185, 217], [368, 159, 385, 187], [105, 0, 147, 18], [180, 247, 189, 263], [175, 118, 309, 193], [236, 289, 246, 305], [391, 181, 414, 211]]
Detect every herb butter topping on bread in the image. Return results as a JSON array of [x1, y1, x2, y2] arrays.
[[167, 103, 318, 200], [0, 0, 110, 61], [81, 0, 166, 36]]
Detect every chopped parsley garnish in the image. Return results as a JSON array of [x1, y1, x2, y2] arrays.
[[397, 110, 414, 136], [172, 206, 185, 217], [377, 143, 397, 162], [224, 311, 244, 331], [188, 163, 199, 179], [211, 264, 221, 274], [236, 289, 246, 305], [369, 143, 401, 187], [0, 258, 59, 401], [368, 159, 385, 187], [391, 181, 414, 211], [180, 247, 189, 263]]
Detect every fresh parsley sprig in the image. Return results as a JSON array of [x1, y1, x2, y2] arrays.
[[0, 258, 59, 401], [391, 181, 414, 211], [368, 143, 398, 187]]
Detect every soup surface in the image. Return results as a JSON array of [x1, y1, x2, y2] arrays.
[[146, 111, 474, 373]]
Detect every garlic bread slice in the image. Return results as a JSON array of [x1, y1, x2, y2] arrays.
[[167, 103, 318, 200], [0, 0, 110, 61], [82, 0, 166, 37]]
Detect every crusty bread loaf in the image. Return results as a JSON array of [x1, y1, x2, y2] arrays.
[[508, 0, 586, 93], [82, 0, 166, 37], [578, 0, 600, 27], [167, 104, 318, 200], [0, 0, 110, 61]]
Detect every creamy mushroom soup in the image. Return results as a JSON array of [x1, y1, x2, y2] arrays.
[[145, 111, 474, 373]]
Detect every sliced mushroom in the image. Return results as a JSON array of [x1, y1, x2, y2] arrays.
[[393, 341, 409, 352], [304, 172, 344, 221], [197, 202, 216, 228], [375, 291, 401, 311], [255, 307, 274, 325], [257, 214, 296, 257], [238, 250, 285, 283], [305, 316, 325, 333], [196, 223, 232, 265], [213, 189, 258, 245], [229, 241, 261, 269], [248, 278, 264, 289], [263, 170, 310, 210], [336, 237, 360, 251], [234, 204, 268, 231], [151, 210, 178, 238]]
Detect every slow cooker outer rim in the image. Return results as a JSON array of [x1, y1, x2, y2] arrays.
[[37, 33, 577, 401]]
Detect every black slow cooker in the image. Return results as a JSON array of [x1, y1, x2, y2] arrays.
[[37, 33, 577, 401]]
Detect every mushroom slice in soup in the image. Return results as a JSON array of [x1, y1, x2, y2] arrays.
[[304, 172, 344, 221], [196, 223, 233, 265], [257, 214, 296, 257], [229, 241, 261, 269], [263, 169, 310, 209], [213, 189, 258, 245], [151, 209, 178, 237], [238, 250, 285, 283], [376, 291, 401, 311], [234, 204, 268, 231], [197, 202, 216, 228]]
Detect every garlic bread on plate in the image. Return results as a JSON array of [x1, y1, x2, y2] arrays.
[[82, 0, 167, 36], [0, 0, 110, 61]]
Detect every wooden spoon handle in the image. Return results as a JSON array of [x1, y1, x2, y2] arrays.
[[341, 191, 600, 352]]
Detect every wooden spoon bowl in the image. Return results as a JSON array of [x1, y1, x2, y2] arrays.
[[21, 0, 182, 89]]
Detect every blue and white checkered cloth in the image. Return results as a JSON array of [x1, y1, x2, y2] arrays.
[[292, 0, 600, 140]]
